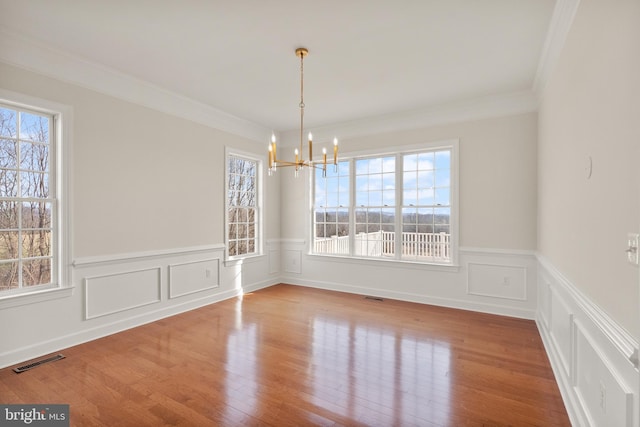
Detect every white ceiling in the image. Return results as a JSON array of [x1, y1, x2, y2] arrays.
[[0, 0, 557, 136]]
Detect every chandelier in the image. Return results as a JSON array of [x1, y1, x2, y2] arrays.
[[268, 47, 338, 178]]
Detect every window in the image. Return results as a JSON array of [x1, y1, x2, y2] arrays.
[[313, 141, 457, 265], [354, 156, 396, 258], [0, 103, 56, 293], [401, 150, 451, 261], [226, 151, 261, 259], [314, 161, 350, 254]]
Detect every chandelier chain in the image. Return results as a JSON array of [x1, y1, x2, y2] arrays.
[[299, 50, 305, 159]]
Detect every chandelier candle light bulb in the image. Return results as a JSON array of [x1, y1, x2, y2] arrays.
[[322, 147, 327, 177], [271, 133, 277, 171]]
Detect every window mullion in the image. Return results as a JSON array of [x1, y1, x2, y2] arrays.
[[16, 112, 23, 288], [17, 197, 23, 289], [394, 154, 402, 260], [348, 159, 355, 257]]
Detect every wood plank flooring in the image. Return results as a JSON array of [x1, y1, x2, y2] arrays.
[[0, 284, 570, 426]]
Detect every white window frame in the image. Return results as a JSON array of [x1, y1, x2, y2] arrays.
[[224, 147, 263, 262], [311, 139, 459, 267], [0, 89, 73, 309]]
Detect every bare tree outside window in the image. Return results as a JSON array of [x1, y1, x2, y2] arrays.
[[227, 155, 258, 257], [0, 105, 53, 292]]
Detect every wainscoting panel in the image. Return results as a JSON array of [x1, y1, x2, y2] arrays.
[[169, 258, 220, 299], [85, 267, 161, 319], [538, 277, 551, 329], [537, 256, 639, 427], [549, 287, 573, 379], [269, 248, 280, 275], [574, 320, 634, 427], [467, 262, 527, 300], [284, 249, 302, 274]]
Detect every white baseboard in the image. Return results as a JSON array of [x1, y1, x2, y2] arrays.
[[280, 276, 536, 319], [536, 255, 639, 427], [280, 244, 538, 319], [1, 287, 239, 370]]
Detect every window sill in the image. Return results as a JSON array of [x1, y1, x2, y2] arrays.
[[224, 253, 265, 268], [307, 252, 460, 272], [0, 285, 75, 310]]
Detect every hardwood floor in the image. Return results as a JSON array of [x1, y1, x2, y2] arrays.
[[0, 284, 570, 426]]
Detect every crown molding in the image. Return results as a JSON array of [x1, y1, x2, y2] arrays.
[[280, 90, 538, 146], [532, 0, 581, 98], [0, 29, 272, 144], [0, 25, 548, 147]]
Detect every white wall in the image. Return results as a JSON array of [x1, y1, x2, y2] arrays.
[[538, 0, 639, 341], [536, 0, 640, 425], [280, 113, 540, 318], [0, 62, 281, 367]]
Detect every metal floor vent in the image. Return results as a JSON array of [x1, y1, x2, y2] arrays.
[[364, 296, 384, 302], [13, 354, 65, 373]]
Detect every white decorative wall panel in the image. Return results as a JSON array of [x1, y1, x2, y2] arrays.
[[467, 263, 526, 300], [85, 267, 161, 319], [284, 249, 302, 274], [269, 248, 280, 275], [169, 258, 220, 299], [549, 287, 573, 378], [538, 278, 551, 329], [575, 321, 634, 427], [536, 256, 639, 427]]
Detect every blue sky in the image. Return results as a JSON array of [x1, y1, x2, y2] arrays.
[[315, 150, 451, 209]]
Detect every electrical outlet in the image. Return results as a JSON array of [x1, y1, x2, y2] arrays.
[[626, 233, 639, 265]]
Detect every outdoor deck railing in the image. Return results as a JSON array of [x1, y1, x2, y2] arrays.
[[314, 231, 450, 261]]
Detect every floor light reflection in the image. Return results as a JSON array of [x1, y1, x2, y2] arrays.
[[311, 315, 451, 425]]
